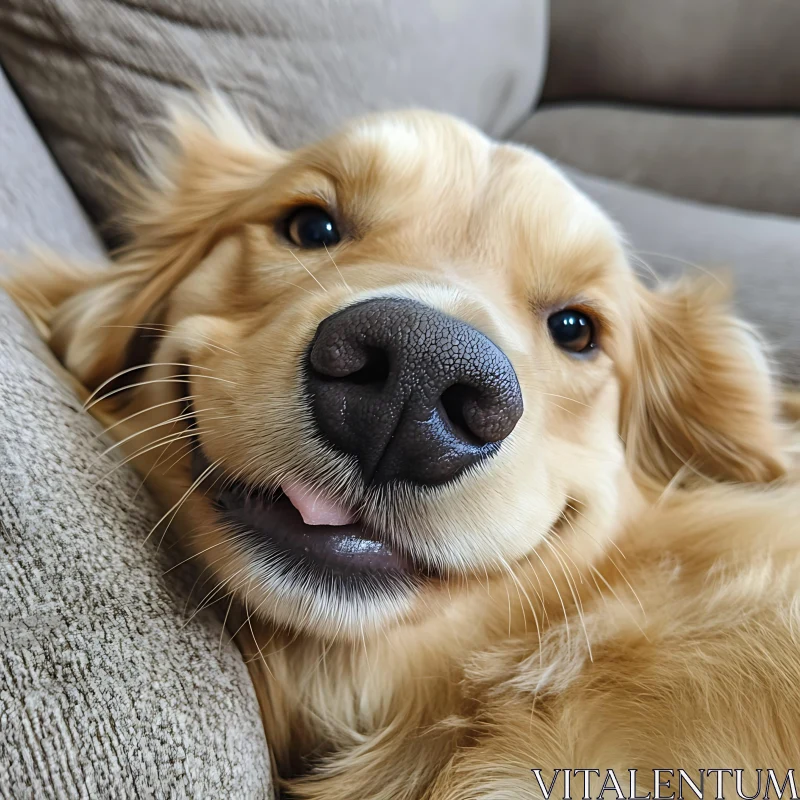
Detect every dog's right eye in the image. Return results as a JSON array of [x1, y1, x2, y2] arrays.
[[284, 206, 341, 249], [547, 308, 596, 354]]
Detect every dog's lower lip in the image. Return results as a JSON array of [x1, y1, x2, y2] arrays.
[[191, 445, 413, 575]]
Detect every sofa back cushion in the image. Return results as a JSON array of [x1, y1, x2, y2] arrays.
[[543, 0, 800, 110], [0, 0, 547, 233]]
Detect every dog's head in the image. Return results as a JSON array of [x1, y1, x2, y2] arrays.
[[48, 100, 785, 639]]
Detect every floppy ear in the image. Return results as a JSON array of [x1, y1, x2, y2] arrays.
[[622, 278, 786, 486], [27, 96, 283, 392]]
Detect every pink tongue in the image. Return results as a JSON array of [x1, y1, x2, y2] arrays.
[[281, 480, 356, 527]]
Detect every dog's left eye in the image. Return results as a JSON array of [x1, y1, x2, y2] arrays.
[[547, 309, 596, 354], [285, 206, 341, 249]]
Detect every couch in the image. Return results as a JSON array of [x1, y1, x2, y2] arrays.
[[0, 2, 797, 797]]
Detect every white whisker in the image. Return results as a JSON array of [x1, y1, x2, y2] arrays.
[[86, 374, 235, 410], [543, 539, 592, 662], [287, 249, 328, 293], [83, 362, 214, 408], [324, 243, 351, 292], [97, 325, 238, 355], [143, 457, 221, 547], [92, 407, 220, 464], [92, 395, 198, 441]]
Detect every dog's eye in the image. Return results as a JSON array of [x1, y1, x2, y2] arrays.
[[547, 309, 596, 354], [285, 206, 341, 249]]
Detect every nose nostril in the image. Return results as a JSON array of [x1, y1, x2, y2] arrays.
[[439, 384, 484, 446], [345, 347, 391, 386], [312, 346, 391, 387]]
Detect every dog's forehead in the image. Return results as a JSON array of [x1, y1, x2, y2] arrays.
[[332, 113, 587, 202], [347, 116, 444, 163], [304, 112, 630, 293], [336, 113, 615, 222], [313, 110, 493, 199], [343, 111, 491, 159]]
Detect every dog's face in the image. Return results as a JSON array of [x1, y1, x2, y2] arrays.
[[50, 104, 784, 639]]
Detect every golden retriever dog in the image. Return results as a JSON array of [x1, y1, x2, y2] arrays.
[[5, 99, 800, 799]]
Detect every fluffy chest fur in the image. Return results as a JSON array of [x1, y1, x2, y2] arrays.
[[238, 486, 800, 800]]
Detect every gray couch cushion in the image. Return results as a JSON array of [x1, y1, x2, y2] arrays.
[[567, 169, 800, 383], [0, 293, 273, 798], [0, 0, 547, 231], [513, 105, 800, 218], [543, 0, 800, 110], [0, 68, 103, 263]]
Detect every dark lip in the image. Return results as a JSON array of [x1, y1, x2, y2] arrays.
[[190, 438, 418, 579]]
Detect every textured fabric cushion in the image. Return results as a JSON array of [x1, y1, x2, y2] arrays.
[[543, 0, 800, 110], [0, 0, 547, 231], [512, 105, 800, 217], [0, 293, 273, 798], [0, 68, 103, 262], [566, 169, 800, 383]]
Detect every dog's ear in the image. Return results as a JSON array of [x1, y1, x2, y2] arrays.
[[43, 96, 284, 393], [622, 278, 786, 486]]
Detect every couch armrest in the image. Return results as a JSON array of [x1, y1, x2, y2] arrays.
[[0, 67, 104, 268], [0, 294, 274, 798]]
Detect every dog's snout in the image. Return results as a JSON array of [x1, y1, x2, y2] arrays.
[[306, 298, 523, 485]]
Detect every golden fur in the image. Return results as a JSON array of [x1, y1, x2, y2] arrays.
[[5, 98, 800, 799]]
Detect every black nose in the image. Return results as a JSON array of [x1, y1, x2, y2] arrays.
[[306, 298, 523, 485]]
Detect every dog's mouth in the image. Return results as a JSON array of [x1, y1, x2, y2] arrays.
[[189, 432, 417, 580]]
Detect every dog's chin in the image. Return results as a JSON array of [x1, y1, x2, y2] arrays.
[[189, 441, 428, 638]]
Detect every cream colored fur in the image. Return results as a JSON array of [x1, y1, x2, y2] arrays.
[[4, 98, 799, 799]]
